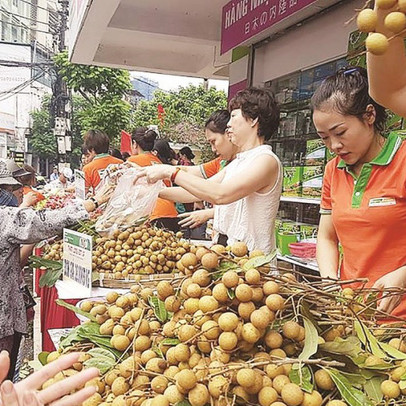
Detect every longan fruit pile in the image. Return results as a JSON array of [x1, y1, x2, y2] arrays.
[[91, 226, 195, 278]]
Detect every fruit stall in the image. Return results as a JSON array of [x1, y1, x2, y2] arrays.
[[38, 236, 406, 406]]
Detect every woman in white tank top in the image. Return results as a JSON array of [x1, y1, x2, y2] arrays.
[[136, 88, 282, 254]]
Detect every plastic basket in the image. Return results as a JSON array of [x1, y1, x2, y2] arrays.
[[288, 242, 317, 258]]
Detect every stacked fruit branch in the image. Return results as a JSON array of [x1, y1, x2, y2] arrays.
[[38, 241, 406, 406]]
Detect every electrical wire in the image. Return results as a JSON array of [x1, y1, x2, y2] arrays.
[[15, 0, 51, 13], [1, 9, 57, 27], [0, 19, 55, 34], [0, 68, 51, 101]]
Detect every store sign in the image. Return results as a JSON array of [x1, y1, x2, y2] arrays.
[[221, 0, 318, 54], [74, 169, 86, 200], [63, 229, 92, 297]]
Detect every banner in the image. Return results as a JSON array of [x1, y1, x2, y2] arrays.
[[120, 130, 132, 154], [63, 229, 92, 298], [221, 0, 317, 54]]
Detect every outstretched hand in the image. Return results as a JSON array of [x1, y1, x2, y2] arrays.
[[178, 209, 212, 229], [133, 165, 175, 185], [0, 352, 99, 406], [372, 266, 406, 314]]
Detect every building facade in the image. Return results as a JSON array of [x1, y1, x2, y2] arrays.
[[0, 0, 57, 165]]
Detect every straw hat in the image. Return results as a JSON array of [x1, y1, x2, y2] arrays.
[[0, 161, 22, 190], [1, 158, 31, 177]]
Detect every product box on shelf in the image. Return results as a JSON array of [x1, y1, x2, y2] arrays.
[[305, 139, 326, 166], [275, 220, 300, 255], [282, 166, 303, 197], [300, 224, 319, 240], [302, 166, 324, 199]]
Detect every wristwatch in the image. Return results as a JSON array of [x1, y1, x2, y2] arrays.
[[90, 197, 99, 209]]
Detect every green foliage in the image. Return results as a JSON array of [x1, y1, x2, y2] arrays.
[[54, 51, 132, 140], [30, 95, 85, 167], [53, 51, 132, 98], [132, 84, 227, 162], [30, 95, 56, 159]]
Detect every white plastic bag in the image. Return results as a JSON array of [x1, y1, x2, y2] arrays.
[[96, 168, 162, 236]]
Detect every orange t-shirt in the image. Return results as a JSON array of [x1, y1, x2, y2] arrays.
[[128, 153, 177, 220], [83, 154, 123, 191], [200, 157, 228, 179], [320, 133, 406, 319], [23, 186, 45, 202]]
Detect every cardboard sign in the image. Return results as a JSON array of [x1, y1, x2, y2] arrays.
[[63, 228, 92, 298], [74, 169, 86, 200]]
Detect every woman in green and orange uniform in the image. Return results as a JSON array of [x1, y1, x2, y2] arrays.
[[312, 67, 406, 317], [128, 128, 179, 232]]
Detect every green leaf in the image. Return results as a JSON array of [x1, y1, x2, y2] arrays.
[[174, 401, 192, 406], [84, 356, 116, 374], [160, 338, 181, 346], [363, 376, 384, 403], [320, 336, 363, 358], [152, 346, 164, 358], [227, 288, 236, 300], [300, 301, 322, 333], [88, 348, 116, 361], [55, 299, 97, 322], [298, 317, 319, 360], [289, 365, 313, 393], [328, 369, 374, 406], [148, 296, 169, 323], [59, 326, 87, 349], [242, 251, 277, 271], [379, 342, 406, 360], [354, 320, 386, 359], [39, 268, 63, 288], [400, 380, 406, 390], [38, 351, 50, 366], [340, 371, 367, 388], [212, 261, 239, 280]]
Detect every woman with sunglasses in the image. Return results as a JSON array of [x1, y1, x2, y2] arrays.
[[312, 66, 406, 317]]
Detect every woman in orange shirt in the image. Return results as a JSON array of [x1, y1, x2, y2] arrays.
[[313, 67, 406, 317], [16, 164, 45, 203], [128, 128, 179, 232]]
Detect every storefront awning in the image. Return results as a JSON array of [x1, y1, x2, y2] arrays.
[[69, 0, 343, 79]]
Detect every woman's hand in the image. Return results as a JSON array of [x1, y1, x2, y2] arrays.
[[372, 266, 406, 314], [178, 209, 213, 229], [21, 192, 38, 208], [134, 165, 175, 184], [0, 352, 99, 406]]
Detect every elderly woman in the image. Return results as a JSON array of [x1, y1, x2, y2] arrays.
[[136, 87, 282, 253], [0, 161, 111, 379]]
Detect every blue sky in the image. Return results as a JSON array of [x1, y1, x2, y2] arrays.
[[131, 71, 229, 93]]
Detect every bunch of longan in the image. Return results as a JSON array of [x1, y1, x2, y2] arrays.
[[357, 0, 406, 55]]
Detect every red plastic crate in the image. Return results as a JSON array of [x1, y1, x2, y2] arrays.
[[288, 242, 317, 258]]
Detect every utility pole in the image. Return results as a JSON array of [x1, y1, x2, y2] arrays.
[[51, 0, 71, 166]]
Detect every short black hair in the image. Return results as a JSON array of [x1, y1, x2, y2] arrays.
[[179, 146, 195, 160], [109, 148, 123, 160], [311, 66, 387, 133], [153, 139, 174, 165], [205, 110, 230, 134], [132, 127, 158, 152], [83, 130, 110, 154], [229, 87, 280, 141]]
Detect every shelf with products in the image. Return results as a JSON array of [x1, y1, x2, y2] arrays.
[[267, 58, 347, 274]]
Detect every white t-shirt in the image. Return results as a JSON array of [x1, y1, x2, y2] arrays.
[[213, 145, 282, 253]]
